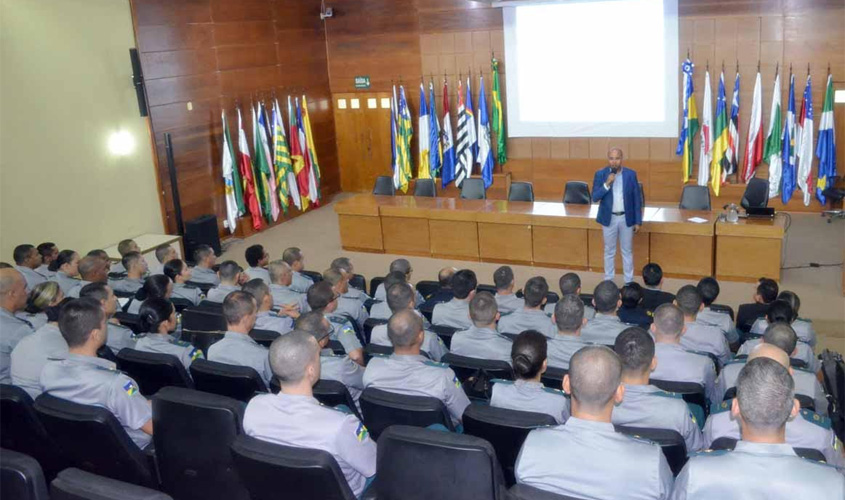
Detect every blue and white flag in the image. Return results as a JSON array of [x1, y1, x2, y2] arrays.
[[441, 80, 456, 188], [796, 75, 814, 206], [429, 81, 442, 179], [780, 72, 796, 204], [477, 76, 494, 189], [815, 74, 836, 204]]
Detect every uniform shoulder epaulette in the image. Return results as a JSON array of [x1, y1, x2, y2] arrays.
[[621, 432, 660, 447], [182, 283, 198, 290], [723, 358, 746, 367], [327, 314, 347, 324], [423, 359, 449, 368], [683, 347, 713, 358], [490, 378, 512, 385], [173, 339, 193, 347], [368, 352, 389, 359], [800, 409, 832, 429], [796, 317, 812, 324], [541, 386, 566, 396], [711, 399, 732, 414], [690, 448, 731, 458], [651, 389, 684, 400]]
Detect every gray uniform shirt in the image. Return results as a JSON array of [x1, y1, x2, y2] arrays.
[[611, 384, 703, 453], [134, 333, 201, 369], [171, 283, 203, 305], [290, 271, 314, 293], [498, 308, 557, 338], [15, 266, 47, 292], [544, 301, 596, 321], [516, 417, 674, 500], [320, 348, 366, 402], [450, 326, 513, 363], [0, 307, 35, 383], [245, 266, 271, 284], [190, 266, 220, 285], [66, 279, 93, 299], [373, 282, 424, 306], [11, 323, 68, 397], [696, 307, 739, 344], [254, 311, 293, 335], [52, 271, 81, 295], [36, 264, 56, 280], [737, 338, 819, 373], [40, 353, 152, 449], [679, 320, 732, 367], [580, 313, 629, 346], [243, 392, 376, 497], [269, 284, 307, 310], [431, 298, 472, 329], [716, 361, 827, 415], [368, 300, 391, 321], [16, 311, 47, 332], [669, 441, 845, 499], [546, 334, 592, 370], [110, 277, 144, 295], [106, 322, 137, 355], [495, 293, 524, 315], [651, 342, 719, 405], [363, 353, 471, 426], [337, 294, 369, 328], [369, 324, 448, 362], [327, 314, 362, 355], [205, 284, 240, 303], [750, 317, 817, 349], [207, 332, 273, 385], [490, 379, 569, 424]]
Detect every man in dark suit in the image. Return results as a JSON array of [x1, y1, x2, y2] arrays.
[[592, 148, 642, 284], [736, 278, 778, 334], [640, 263, 675, 313]]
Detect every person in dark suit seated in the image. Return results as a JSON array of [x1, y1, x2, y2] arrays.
[[640, 263, 675, 313], [418, 266, 457, 311], [736, 278, 779, 334], [617, 282, 652, 328]]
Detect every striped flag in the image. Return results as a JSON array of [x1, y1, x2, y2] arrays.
[[428, 81, 442, 179], [698, 69, 713, 186], [676, 59, 699, 183], [417, 83, 431, 179], [390, 85, 402, 190], [764, 70, 782, 198], [780, 72, 796, 204], [256, 103, 280, 221], [815, 73, 836, 204], [726, 72, 740, 178], [295, 98, 313, 209], [288, 96, 307, 210], [465, 76, 477, 163], [221, 110, 243, 233], [396, 86, 414, 192], [710, 71, 728, 196], [477, 75, 494, 189], [441, 79, 456, 188], [455, 78, 471, 187], [237, 108, 262, 230], [273, 98, 299, 213], [742, 71, 764, 182], [491, 57, 507, 166], [796, 75, 814, 206], [301, 96, 321, 206]]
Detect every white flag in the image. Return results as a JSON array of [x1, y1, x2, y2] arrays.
[[698, 70, 713, 186]]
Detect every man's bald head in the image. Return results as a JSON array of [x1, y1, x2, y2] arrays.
[[736, 357, 795, 432], [567, 346, 622, 411], [762, 322, 798, 356], [748, 342, 790, 369], [0, 268, 21, 295], [387, 309, 423, 348], [438, 267, 457, 287], [0, 268, 27, 311], [269, 330, 320, 384]]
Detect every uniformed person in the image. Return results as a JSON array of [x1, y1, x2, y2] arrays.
[[498, 277, 557, 338], [297, 313, 365, 403], [79, 282, 138, 354], [124, 274, 172, 315], [110, 252, 147, 295], [612, 327, 703, 452], [134, 298, 202, 369], [242, 279, 295, 335], [737, 337, 818, 374], [363, 309, 471, 428], [369, 271, 409, 321], [18, 281, 63, 331], [736, 278, 779, 334], [515, 345, 674, 499], [749, 295, 816, 349], [547, 294, 592, 370], [164, 259, 203, 305], [305, 282, 364, 366], [675, 285, 732, 367], [205, 260, 242, 303], [649, 304, 719, 405], [244, 244, 271, 284], [268, 259, 307, 311], [696, 277, 740, 347], [323, 268, 368, 328], [50, 250, 82, 295], [66, 256, 109, 298], [149, 244, 177, 276], [243, 331, 376, 497], [0, 268, 36, 383], [372, 258, 425, 306], [369, 282, 447, 361], [670, 358, 845, 499], [419, 267, 457, 311], [330, 257, 370, 302], [616, 283, 653, 329], [282, 247, 314, 293], [35, 242, 59, 280], [493, 265, 524, 315], [110, 239, 140, 276], [189, 244, 220, 286], [11, 298, 70, 397], [490, 330, 569, 424], [431, 269, 476, 329], [207, 290, 273, 386], [13, 244, 47, 292], [451, 291, 512, 363], [580, 280, 629, 345], [40, 298, 153, 449], [544, 273, 596, 320]]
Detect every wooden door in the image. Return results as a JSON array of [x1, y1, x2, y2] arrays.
[[334, 92, 393, 193]]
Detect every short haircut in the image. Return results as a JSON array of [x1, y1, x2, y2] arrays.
[[568, 346, 622, 409], [554, 294, 585, 332], [217, 260, 241, 281], [736, 357, 795, 431], [222, 290, 257, 325], [26, 281, 61, 313], [620, 282, 643, 308], [139, 274, 170, 301], [13, 244, 35, 265], [675, 285, 703, 316], [653, 303, 684, 337], [0, 269, 19, 295], [154, 244, 173, 263], [451, 269, 478, 300], [282, 247, 303, 266], [386, 282, 414, 313], [642, 263, 663, 287], [46, 297, 74, 323], [117, 239, 136, 256], [245, 245, 265, 267], [59, 298, 105, 348], [37, 242, 57, 259], [388, 258, 412, 274], [593, 280, 620, 313], [523, 277, 549, 308], [387, 309, 423, 347], [438, 267, 456, 287], [269, 330, 319, 383], [242, 278, 270, 306], [50, 250, 78, 272], [469, 291, 498, 324], [163, 259, 186, 281], [86, 249, 108, 259], [330, 257, 353, 274], [696, 277, 720, 306], [77, 256, 105, 280], [756, 278, 779, 303], [766, 299, 795, 324], [382, 271, 407, 292], [511, 330, 547, 380], [306, 281, 336, 311], [121, 251, 143, 271], [268, 259, 291, 283], [763, 322, 798, 355], [493, 266, 514, 290], [295, 311, 331, 340], [193, 244, 214, 264], [614, 327, 654, 374], [777, 291, 801, 317], [138, 298, 174, 333], [322, 268, 343, 286], [79, 282, 110, 303], [558, 273, 581, 295]]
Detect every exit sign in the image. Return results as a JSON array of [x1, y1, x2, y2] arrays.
[[354, 76, 370, 89]]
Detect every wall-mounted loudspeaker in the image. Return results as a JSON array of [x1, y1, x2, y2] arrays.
[[129, 48, 149, 117]]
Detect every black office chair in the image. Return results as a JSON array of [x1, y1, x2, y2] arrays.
[[197, 300, 224, 311], [189, 358, 268, 403], [460, 178, 486, 200], [508, 181, 535, 202], [741, 177, 769, 209], [114, 312, 142, 334], [170, 297, 194, 313], [723, 386, 814, 411], [363, 318, 387, 344], [650, 379, 708, 419], [33, 394, 156, 487], [152, 387, 248, 500], [579, 293, 594, 307], [369, 277, 384, 298], [349, 274, 367, 295], [249, 328, 280, 348], [116, 349, 194, 396], [476, 284, 498, 295], [301, 270, 324, 283], [709, 303, 735, 321], [679, 185, 711, 210], [462, 404, 557, 486], [50, 468, 174, 500], [614, 426, 687, 476], [373, 176, 396, 196], [441, 353, 513, 400], [545, 291, 560, 304], [428, 324, 460, 349], [540, 366, 568, 390], [184, 281, 215, 294], [230, 434, 357, 500], [415, 280, 441, 300], [1, 449, 49, 500], [376, 425, 508, 500], [414, 178, 437, 197], [710, 437, 827, 462], [509, 484, 584, 500], [359, 387, 454, 439], [181, 307, 227, 353], [563, 181, 590, 204], [365, 343, 394, 357], [312, 379, 363, 421], [0, 384, 65, 481]]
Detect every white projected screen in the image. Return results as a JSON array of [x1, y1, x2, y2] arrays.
[[503, 0, 678, 137]]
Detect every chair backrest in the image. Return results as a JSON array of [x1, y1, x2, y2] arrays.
[[462, 404, 557, 486], [114, 312, 143, 334], [709, 436, 737, 450], [365, 343, 394, 357], [460, 178, 486, 200], [441, 353, 513, 400], [248, 328, 279, 348], [359, 387, 453, 439], [415, 280, 441, 300], [508, 181, 534, 202], [230, 434, 357, 500], [650, 379, 708, 418], [679, 185, 711, 210], [185, 281, 215, 294], [563, 181, 590, 204], [189, 358, 267, 403], [540, 366, 568, 390], [0, 384, 65, 480], [33, 393, 155, 487], [741, 177, 769, 209], [152, 387, 248, 500], [50, 468, 173, 500], [476, 284, 497, 295], [349, 274, 367, 295], [363, 318, 387, 344], [369, 277, 384, 297], [614, 425, 687, 476], [709, 303, 735, 320], [182, 307, 227, 335], [1, 449, 49, 500], [197, 300, 224, 311], [377, 425, 507, 500], [414, 178, 437, 197], [312, 379, 363, 421], [301, 270, 324, 283], [170, 297, 194, 313], [116, 348, 193, 396], [509, 484, 584, 500], [428, 324, 460, 349], [373, 176, 396, 196]]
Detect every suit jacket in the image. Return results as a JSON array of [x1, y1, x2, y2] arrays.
[[641, 288, 676, 313], [736, 303, 769, 334], [591, 166, 643, 227]]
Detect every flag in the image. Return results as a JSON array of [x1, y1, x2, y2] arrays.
[[295, 98, 314, 209], [726, 72, 741, 178], [428, 81, 442, 179], [273, 98, 299, 213], [251, 105, 271, 220], [237, 108, 262, 230], [477, 75, 494, 189], [796, 75, 814, 206], [676, 59, 699, 183], [491, 58, 506, 166], [465, 76, 477, 163], [417, 83, 431, 179], [257, 103, 280, 221], [288, 96, 307, 210], [301, 96, 321, 206], [763, 70, 782, 198], [221, 110, 242, 233], [698, 70, 713, 186], [816, 73, 836, 204], [710, 71, 728, 196], [396, 86, 414, 193], [455, 78, 471, 187], [780, 72, 796, 204], [742, 71, 764, 182], [390, 86, 402, 191], [441, 79, 456, 188]]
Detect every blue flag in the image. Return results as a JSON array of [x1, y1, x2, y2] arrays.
[[440, 80, 456, 188], [781, 73, 796, 204], [816, 74, 836, 204], [428, 82, 442, 179], [477, 76, 494, 189]]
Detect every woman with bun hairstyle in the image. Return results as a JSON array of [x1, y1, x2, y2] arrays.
[[125, 274, 172, 315], [50, 250, 81, 294], [133, 298, 202, 369], [18, 281, 64, 330]]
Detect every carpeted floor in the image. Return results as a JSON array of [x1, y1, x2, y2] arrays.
[[221, 193, 845, 353]]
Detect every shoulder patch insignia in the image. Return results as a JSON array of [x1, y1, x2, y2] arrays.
[[800, 409, 831, 429], [123, 380, 138, 396], [651, 390, 684, 400], [690, 448, 730, 457], [711, 399, 732, 414], [189, 348, 202, 361], [355, 421, 369, 442], [490, 378, 512, 386], [541, 386, 565, 396], [423, 360, 448, 368], [174, 339, 192, 347], [452, 374, 462, 388]]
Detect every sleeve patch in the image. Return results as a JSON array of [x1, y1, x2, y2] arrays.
[[190, 348, 202, 361], [123, 380, 138, 396], [355, 422, 369, 442], [452, 375, 461, 388]]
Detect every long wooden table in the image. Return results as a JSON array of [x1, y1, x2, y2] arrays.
[[335, 194, 785, 281]]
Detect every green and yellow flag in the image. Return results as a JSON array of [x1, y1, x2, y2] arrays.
[[492, 58, 507, 166]]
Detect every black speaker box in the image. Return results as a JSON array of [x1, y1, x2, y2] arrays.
[[184, 215, 221, 263]]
